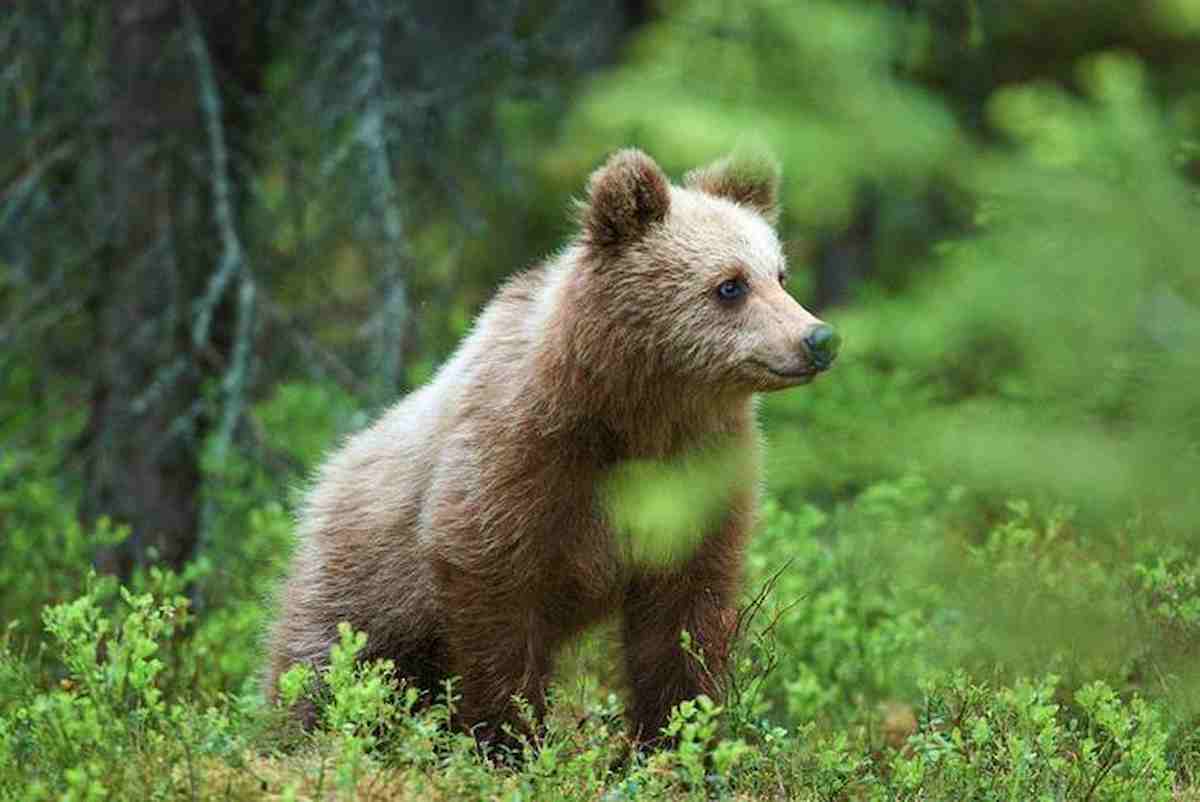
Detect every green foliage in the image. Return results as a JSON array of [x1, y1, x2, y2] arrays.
[[185, 494, 295, 694], [254, 382, 365, 469], [745, 485, 935, 724], [790, 52, 1198, 520], [0, 501, 1194, 798], [557, 0, 959, 229], [0, 456, 125, 641], [884, 673, 1174, 801], [0, 579, 253, 801], [604, 439, 755, 567]]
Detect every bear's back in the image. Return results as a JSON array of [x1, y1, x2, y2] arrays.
[[299, 261, 555, 549]]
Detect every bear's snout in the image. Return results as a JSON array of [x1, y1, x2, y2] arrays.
[[802, 324, 841, 372]]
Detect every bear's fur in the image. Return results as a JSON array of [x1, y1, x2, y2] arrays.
[[266, 149, 832, 744]]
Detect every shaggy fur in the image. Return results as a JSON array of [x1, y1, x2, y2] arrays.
[[265, 149, 832, 744]]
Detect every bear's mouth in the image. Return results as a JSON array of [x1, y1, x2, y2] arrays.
[[749, 360, 816, 384]]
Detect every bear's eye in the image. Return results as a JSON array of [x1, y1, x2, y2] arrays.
[[716, 278, 747, 302]]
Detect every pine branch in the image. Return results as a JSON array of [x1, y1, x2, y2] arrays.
[[184, 2, 257, 579], [356, 0, 410, 405], [185, 3, 248, 355]]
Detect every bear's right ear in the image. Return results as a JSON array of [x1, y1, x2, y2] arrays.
[[581, 149, 671, 249], [684, 151, 781, 224]]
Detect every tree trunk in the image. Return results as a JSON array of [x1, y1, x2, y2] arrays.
[[814, 187, 878, 309], [84, 0, 264, 575]]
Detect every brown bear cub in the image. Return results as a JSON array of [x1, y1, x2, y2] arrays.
[[265, 149, 839, 745]]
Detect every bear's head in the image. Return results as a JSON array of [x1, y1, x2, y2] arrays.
[[577, 148, 839, 395]]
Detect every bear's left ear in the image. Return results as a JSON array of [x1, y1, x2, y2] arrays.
[[684, 152, 781, 225], [582, 149, 672, 250]]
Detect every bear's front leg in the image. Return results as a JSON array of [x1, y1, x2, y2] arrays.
[[620, 531, 743, 744]]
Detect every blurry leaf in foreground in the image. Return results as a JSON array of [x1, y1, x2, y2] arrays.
[[604, 440, 756, 567]]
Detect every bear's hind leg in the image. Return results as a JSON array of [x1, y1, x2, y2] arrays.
[[383, 632, 451, 707], [442, 596, 559, 750]]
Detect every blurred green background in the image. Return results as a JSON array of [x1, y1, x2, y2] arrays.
[[2, 1, 1199, 798]]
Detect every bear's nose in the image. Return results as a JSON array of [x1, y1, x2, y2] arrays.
[[803, 324, 841, 372]]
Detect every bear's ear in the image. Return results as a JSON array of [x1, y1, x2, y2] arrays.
[[684, 152, 781, 224], [582, 149, 671, 249]]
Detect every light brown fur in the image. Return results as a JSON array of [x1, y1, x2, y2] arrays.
[[266, 149, 831, 744]]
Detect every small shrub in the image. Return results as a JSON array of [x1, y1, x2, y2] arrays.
[[884, 672, 1174, 801]]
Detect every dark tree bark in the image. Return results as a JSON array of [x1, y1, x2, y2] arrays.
[[814, 187, 879, 309], [86, 0, 200, 575], [84, 0, 266, 575]]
